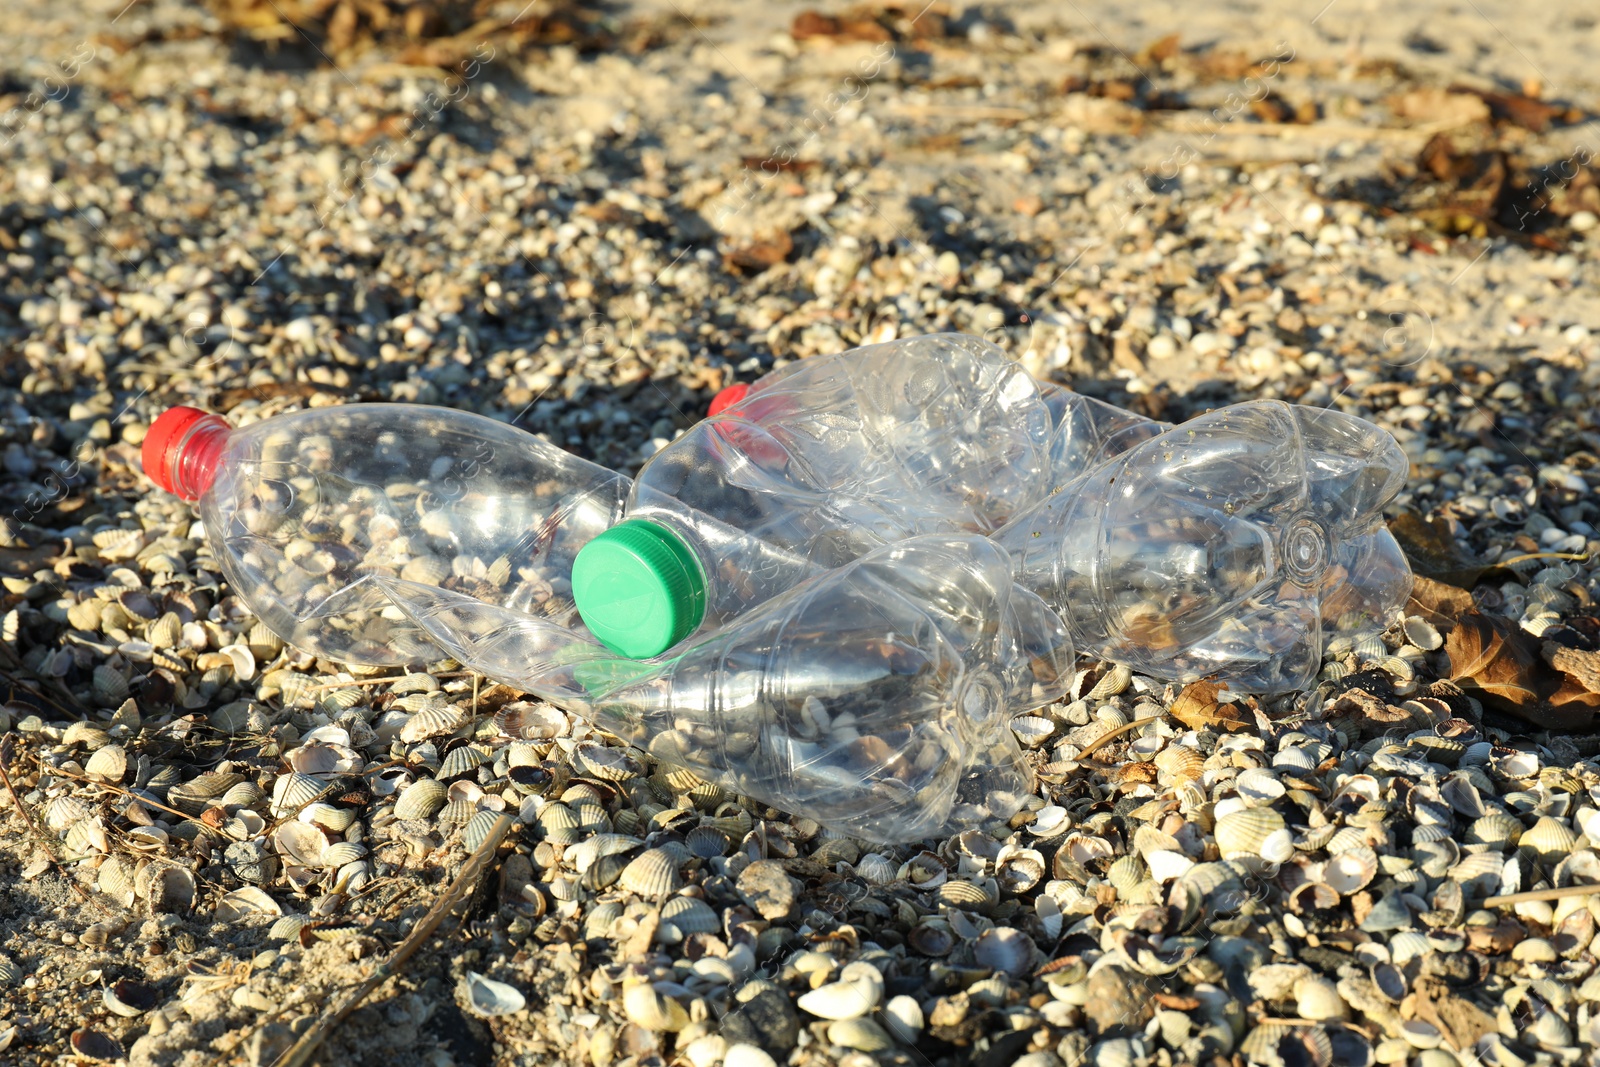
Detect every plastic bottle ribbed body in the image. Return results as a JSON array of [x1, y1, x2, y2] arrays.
[[194, 404, 630, 665], [994, 400, 1413, 692]]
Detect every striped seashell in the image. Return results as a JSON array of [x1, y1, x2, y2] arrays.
[[395, 779, 449, 821], [655, 840, 694, 869], [611, 809, 642, 835], [1010, 715, 1055, 747], [1388, 931, 1432, 965], [269, 773, 330, 817], [247, 620, 284, 655], [62, 815, 106, 857], [268, 915, 309, 942], [85, 744, 128, 783], [1324, 826, 1371, 856], [1321, 661, 1351, 682], [1235, 768, 1286, 806], [685, 826, 731, 859], [91, 664, 130, 706], [98, 855, 138, 906], [1352, 635, 1387, 660], [1466, 814, 1524, 850], [581, 853, 629, 892], [438, 745, 490, 781], [1519, 815, 1578, 860], [1411, 823, 1453, 844], [495, 702, 569, 740], [1084, 663, 1132, 699], [907, 921, 955, 957], [1447, 851, 1506, 894], [67, 598, 104, 631], [221, 781, 266, 808], [300, 803, 358, 833], [1106, 855, 1146, 896], [1293, 823, 1338, 852], [704, 805, 753, 837], [147, 612, 182, 650], [45, 796, 95, 833], [853, 852, 898, 885], [576, 743, 643, 782], [572, 802, 611, 833], [0, 955, 22, 985], [583, 900, 624, 940], [319, 842, 367, 868], [660, 896, 720, 936], [400, 706, 466, 744], [62, 721, 110, 748], [400, 554, 452, 585], [1214, 808, 1289, 861], [567, 834, 645, 873], [1154, 745, 1205, 784], [1272, 746, 1320, 773], [618, 848, 683, 899], [937, 878, 998, 909], [438, 799, 477, 827], [93, 526, 145, 559], [537, 804, 582, 845]]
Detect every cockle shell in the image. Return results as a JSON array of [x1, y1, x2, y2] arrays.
[[972, 927, 1033, 977], [618, 848, 683, 900], [659, 896, 720, 937], [1322, 847, 1378, 895], [1214, 808, 1292, 862], [394, 779, 448, 821], [464, 972, 526, 1018]]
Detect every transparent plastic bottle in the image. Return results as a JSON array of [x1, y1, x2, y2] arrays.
[[379, 534, 1074, 842], [139, 404, 634, 666], [993, 400, 1413, 692]]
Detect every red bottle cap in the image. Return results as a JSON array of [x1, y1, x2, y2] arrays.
[[707, 383, 749, 416], [141, 406, 219, 499]]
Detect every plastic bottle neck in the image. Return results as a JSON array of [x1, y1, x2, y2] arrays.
[[169, 417, 230, 501]]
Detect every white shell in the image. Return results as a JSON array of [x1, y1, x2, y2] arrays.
[[214, 886, 283, 922], [464, 971, 526, 1018]]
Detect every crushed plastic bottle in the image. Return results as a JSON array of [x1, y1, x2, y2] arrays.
[[705, 335, 1168, 495], [379, 534, 1072, 842], [994, 400, 1413, 692]]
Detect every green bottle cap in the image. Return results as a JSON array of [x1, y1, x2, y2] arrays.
[[572, 519, 706, 658]]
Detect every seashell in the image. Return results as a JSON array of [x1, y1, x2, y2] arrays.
[[1402, 616, 1443, 650], [618, 848, 683, 900], [274, 822, 329, 866], [64, 817, 109, 857], [320, 842, 367, 868], [1010, 715, 1055, 747], [214, 886, 283, 922], [79, 742, 123, 784], [996, 847, 1045, 894], [496, 702, 569, 740], [464, 971, 526, 1018], [1154, 745, 1205, 784], [1466, 814, 1524, 851], [45, 795, 95, 833], [246, 620, 284, 656], [576, 742, 643, 781], [400, 554, 451, 585], [1490, 748, 1540, 782], [0, 955, 19, 985], [400, 706, 466, 744], [103, 978, 161, 1018], [972, 927, 1033, 977], [1371, 962, 1407, 1003], [1295, 975, 1349, 1021], [139, 862, 196, 912], [332, 859, 372, 894], [883, 994, 923, 1045], [71, 1029, 126, 1062], [1145, 849, 1194, 884], [394, 779, 448, 821], [536, 803, 582, 844], [297, 802, 356, 833], [660, 896, 720, 937], [827, 1018, 893, 1052], [567, 834, 644, 873], [907, 921, 956, 957], [91, 665, 130, 706], [797, 976, 882, 1021], [438, 745, 490, 781], [1322, 847, 1378, 895], [938, 879, 998, 909], [1234, 768, 1286, 806], [147, 611, 182, 650], [686, 826, 731, 859], [268, 916, 309, 942], [1214, 808, 1291, 862], [1519, 815, 1578, 861], [1410, 735, 1464, 766], [584, 900, 623, 940], [269, 773, 329, 817], [97, 856, 138, 907], [623, 980, 690, 1032], [462, 810, 506, 852], [1084, 663, 1131, 699], [1399, 1020, 1443, 1049], [1272, 746, 1318, 773], [219, 642, 256, 681]]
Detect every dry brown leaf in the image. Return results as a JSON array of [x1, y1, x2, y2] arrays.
[[722, 231, 794, 274], [1168, 680, 1250, 734], [1407, 575, 1476, 626], [1445, 614, 1598, 729]]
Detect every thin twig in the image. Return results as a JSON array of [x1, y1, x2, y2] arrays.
[[1074, 715, 1156, 761], [270, 812, 516, 1067], [1484, 883, 1600, 908], [304, 671, 473, 694], [0, 735, 114, 916]]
